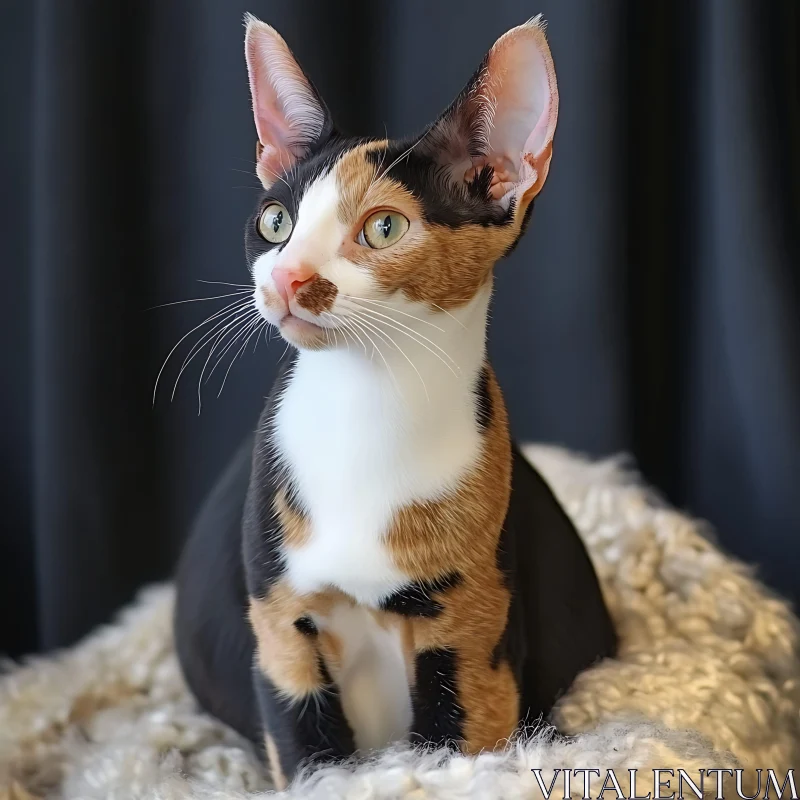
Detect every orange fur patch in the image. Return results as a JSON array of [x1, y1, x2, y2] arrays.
[[335, 141, 388, 226], [249, 584, 323, 699], [249, 583, 348, 700], [273, 488, 310, 549], [386, 367, 510, 578], [457, 658, 519, 752], [333, 145, 532, 310]]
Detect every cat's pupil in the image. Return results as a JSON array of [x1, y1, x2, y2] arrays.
[[272, 210, 283, 233], [381, 215, 391, 238]]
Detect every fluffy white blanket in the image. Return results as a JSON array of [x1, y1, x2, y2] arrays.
[[1, 446, 798, 799]]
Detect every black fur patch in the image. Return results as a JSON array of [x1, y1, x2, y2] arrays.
[[490, 513, 517, 671], [173, 436, 262, 743], [489, 491, 526, 676], [361, 53, 519, 231], [380, 572, 462, 617], [503, 200, 536, 258], [439, 53, 493, 162], [505, 447, 617, 723], [242, 359, 297, 600], [411, 648, 464, 747], [293, 616, 317, 636], [490, 623, 509, 670], [473, 365, 493, 430], [365, 144, 515, 229]]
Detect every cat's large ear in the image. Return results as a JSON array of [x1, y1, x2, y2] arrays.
[[423, 17, 558, 210], [244, 15, 334, 188]]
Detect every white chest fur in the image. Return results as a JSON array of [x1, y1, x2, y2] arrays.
[[273, 345, 483, 606]]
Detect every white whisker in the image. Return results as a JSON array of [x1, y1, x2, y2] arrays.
[[253, 319, 267, 353], [347, 306, 460, 372], [430, 303, 468, 330], [194, 312, 258, 410], [153, 296, 253, 404], [338, 318, 369, 357], [349, 309, 460, 378], [187, 308, 257, 406], [205, 312, 261, 385], [363, 128, 390, 199], [345, 315, 399, 392], [197, 279, 253, 289], [378, 133, 426, 182], [196, 322, 235, 414], [149, 289, 251, 310], [342, 296, 445, 331], [217, 316, 265, 398], [350, 313, 430, 401], [332, 323, 353, 356], [322, 312, 367, 356], [172, 304, 256, 401], [175, 304, 252, 380]]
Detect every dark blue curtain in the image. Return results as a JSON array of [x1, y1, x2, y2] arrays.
[[2, 0, 798, 656]]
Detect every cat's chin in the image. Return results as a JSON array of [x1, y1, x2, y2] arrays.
[[277, 314, 331, 351]]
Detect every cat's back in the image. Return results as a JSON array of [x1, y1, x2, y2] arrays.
[[174, 435, 260, 742]]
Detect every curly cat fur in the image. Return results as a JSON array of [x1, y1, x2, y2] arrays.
[[1, 446, 798, 799]]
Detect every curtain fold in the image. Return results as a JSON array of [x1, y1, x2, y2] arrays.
[[1, 0, 796, 656]]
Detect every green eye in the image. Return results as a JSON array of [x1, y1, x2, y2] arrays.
[[359, 211, 409, 249], [258, 202, 293, 244]]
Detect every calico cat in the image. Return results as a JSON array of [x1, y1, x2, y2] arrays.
[[174, 14, 616, 790]]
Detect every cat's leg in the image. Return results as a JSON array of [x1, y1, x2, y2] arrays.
[[385, 575, 520, 753], [410, 646, 520, 753], [248, 583, 356, 788], [243, 467, 356, 785]]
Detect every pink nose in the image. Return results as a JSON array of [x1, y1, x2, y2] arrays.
[[271, 264, 315, 304]]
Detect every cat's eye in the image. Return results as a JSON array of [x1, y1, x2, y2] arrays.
[[258, 202, 293, 244], [359, 211, 409, 250]]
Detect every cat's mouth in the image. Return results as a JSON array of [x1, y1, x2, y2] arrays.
[[255, 287, 335, 350], [279, 312, 324, 334], [277, 312, 330, 350]]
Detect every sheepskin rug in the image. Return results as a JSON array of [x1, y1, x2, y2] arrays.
[[2, 446, 799, 800]]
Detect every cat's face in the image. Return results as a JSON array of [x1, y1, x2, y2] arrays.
[[245, 15, 558, 351]]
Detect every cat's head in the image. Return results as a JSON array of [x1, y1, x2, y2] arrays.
[[245, 14, 558, 352]]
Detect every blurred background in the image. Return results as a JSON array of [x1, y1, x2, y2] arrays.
[[1, 1, 798, 658]]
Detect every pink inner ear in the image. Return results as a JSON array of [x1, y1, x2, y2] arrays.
[[244, 16, 326, 186], [479, 18, 559, 200]]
